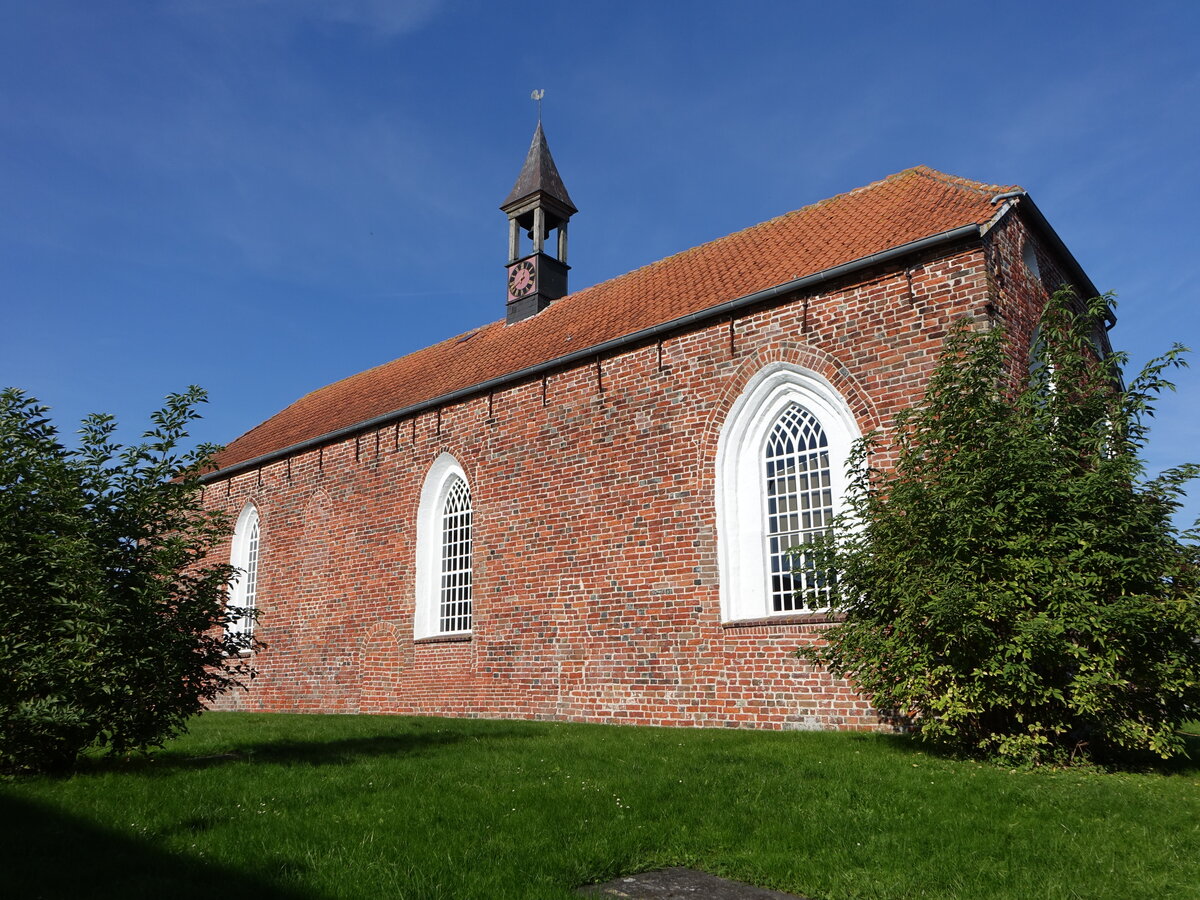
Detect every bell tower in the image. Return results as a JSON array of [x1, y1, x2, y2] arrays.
[[500, 117, 576, 324]]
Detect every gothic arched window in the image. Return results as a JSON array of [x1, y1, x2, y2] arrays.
[[716, 363, 858, 621], [228, 502, 260, 641], [415, 453, 474, 638]]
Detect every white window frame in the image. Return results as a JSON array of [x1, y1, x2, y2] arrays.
[[716, 363, 859, 621], [228, 502, 260, 641], [414, 452, 474, 639]]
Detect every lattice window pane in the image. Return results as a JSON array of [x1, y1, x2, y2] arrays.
[[439, 477, 473, 632], [242, 519, 259, 635], [764, 404, 833, 612]]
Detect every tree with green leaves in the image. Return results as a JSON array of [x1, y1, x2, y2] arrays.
[[0, 387, 255, 774], [804, 290, 1200, 765]]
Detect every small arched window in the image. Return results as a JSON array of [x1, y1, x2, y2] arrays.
[[228, 502, 260, 640], [415, 453, 474, 638]]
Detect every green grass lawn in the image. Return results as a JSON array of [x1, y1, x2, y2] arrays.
[[2, 713, 1198, 899]]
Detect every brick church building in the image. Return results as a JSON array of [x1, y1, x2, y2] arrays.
[[205, 125, 1101, 729]]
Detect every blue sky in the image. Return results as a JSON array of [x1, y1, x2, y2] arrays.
[[2, 1, 1197, 525]]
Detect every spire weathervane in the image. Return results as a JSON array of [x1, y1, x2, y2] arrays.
[[531, 88, 544, 123]]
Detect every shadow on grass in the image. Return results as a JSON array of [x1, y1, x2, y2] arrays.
[[71, 724, 539, 777], [0, 792, 321, 900], [850, 727, 1200, 774]]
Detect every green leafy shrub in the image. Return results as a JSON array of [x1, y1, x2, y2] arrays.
[[0, 387, 255, 774], [804, 291, 1200, 765]]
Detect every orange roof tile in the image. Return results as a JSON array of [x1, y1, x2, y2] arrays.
[[212, 166, 1017, 473]]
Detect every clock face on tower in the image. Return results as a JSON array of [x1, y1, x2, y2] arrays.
[[507, 259, 536, 300]]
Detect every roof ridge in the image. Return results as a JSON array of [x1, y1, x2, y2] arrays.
[[212, 164, 1018, 472], [434, 166, 1009, 338], [907, 164, 1021, 198], [226, 165, 1008, 447], [511, 166, 986, 317]]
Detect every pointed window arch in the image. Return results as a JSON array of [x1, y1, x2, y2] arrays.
[[228, 502, 260, 640], [716, 363, 858, 620], [415, 453, 474, 638]]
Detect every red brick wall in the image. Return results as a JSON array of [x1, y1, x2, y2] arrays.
[[206, 219, 1051, 730]]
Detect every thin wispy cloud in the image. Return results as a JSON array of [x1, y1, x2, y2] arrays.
[[168, 0, 445, 37]]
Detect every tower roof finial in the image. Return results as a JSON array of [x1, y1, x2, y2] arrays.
[[531, 88, 544, 124]]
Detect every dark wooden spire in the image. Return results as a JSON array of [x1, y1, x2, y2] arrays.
[[501, 122, 576, 216]]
